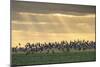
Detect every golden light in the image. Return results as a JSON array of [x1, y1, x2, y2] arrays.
[[12, 12, 95, 47]]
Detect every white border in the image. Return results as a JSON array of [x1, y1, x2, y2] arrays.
[[0, 0, 10, 67]]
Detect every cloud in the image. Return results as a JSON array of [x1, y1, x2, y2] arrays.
[[12, 1, 95, 15], [12, 12, 95, 33]]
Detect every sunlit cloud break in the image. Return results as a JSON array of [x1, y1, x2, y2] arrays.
[[13, 21, 59, 24], [18, 12, 95, 17]]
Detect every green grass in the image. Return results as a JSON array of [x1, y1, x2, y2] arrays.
[[12, 51, 96, 66]]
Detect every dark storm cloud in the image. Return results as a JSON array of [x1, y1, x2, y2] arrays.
[[12, 1, 96, 14], [11, 1, 96, 21], [12, 1, 96, 33]]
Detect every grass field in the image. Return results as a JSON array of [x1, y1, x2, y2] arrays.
[[12, 51, 96, 66]]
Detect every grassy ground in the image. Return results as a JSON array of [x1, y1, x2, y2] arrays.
[[11, 51, 96, 66]]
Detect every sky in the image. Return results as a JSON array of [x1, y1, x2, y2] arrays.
[[11, 1, 96, 47]]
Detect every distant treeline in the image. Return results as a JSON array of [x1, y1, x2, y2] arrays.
[[12, 40, 96, 54]]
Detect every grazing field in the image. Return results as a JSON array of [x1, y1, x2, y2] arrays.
[[12, 50, 96, 66]]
